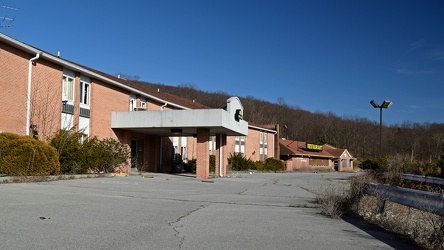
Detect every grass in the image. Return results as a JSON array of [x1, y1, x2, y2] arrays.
[[316, 172, 444, 249]]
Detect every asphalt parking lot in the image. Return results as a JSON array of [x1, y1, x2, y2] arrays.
[[0, 172, 418, 249]]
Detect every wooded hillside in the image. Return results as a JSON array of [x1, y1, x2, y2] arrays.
[[136, 81, 444, 163]]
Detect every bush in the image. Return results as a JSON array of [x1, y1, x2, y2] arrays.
[[184, 159, 196, 173], [316, 184, 348, 218], [49, 129, 84, 174], [209, 155, 215, 172], [97, 138, 130, 173], [263, 157, 285, 172], [228, 153, 255, 171], [361, 157, 388, 171], [0, 133, 60, 176], [49, 130, 130, 174]]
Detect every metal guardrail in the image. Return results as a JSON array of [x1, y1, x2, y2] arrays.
[[364, 183, 444, 217], [401, 173, 444, 186]]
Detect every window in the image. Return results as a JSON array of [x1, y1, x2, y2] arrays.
[[80, 81, 90, 106], [235, 136, 245, 156], [62, 76, 74, 102], [129, 94, 136, 111], [140, 97, 146, 108], [260, 132, 268, 161]]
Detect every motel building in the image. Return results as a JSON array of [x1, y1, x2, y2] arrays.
[[0, 33, 355, 177], [0, 32, 280, 179]]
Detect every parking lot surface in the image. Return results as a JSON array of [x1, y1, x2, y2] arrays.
[[0, 172, 417, 249]]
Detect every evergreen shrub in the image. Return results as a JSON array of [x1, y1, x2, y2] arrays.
[[0, 133, 60, 175], [49, 129, 130, 174], [263, 157, 285, 172]]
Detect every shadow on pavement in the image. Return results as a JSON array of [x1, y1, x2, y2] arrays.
[[341, 215, 423, 249]]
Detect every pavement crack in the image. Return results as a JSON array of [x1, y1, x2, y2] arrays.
[[170, 204, 207, 249], [238, 182, 268, 195]]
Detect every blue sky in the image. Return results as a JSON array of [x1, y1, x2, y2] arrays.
[[2, 0, 444, 125]]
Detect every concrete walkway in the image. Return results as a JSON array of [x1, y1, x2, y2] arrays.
[[0, 172, 419, 249]]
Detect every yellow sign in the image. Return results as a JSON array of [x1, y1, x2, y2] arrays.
[[306, 143, 323, 151]]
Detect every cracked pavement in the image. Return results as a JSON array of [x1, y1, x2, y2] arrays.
[[0, 172, 418, 249]]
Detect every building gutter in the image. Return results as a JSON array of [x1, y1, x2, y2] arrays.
[[248, 124, 277, 134], [26, 52, 41, 136]]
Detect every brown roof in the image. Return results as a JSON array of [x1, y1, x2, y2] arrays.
[[279, 139, 347, 158], [63, 60, 209, 110], [124, 80, 209, 109]]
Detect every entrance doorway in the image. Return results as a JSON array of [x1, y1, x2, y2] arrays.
[[131, 139, 138, 170]]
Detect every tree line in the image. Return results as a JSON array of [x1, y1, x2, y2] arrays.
[[135, 81, 444, 164]]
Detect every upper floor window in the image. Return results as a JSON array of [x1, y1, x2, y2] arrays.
[[62, 76, 74, 102], [140, 97, 146, 109], [260, 132, 268, 161], [80, 81, 90, 106], [235, 136, 245, 156], [130, 94, 136, 111]]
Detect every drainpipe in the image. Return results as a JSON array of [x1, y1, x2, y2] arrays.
[[26, 52, 42, 136], [160, 102, 168, 110]]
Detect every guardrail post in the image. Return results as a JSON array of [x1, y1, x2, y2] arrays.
[[376, 198, 386, 214]]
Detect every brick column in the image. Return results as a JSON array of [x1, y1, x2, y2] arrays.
[[215, 134, 227, 177], [196, 128, 210, 179]]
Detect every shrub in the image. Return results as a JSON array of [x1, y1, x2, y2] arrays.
[[97, 138, 130, 173], [361, 157, 388, 171], [438, 154, 444, 178], [209, 155, 215, 172], [316, 184, 348, 219], [0, 133, 60, 175], [49, 130, 130, 174], [49, 129, 84, 174], [184, 159, 196, 173], [263, 157, 285, 172], [228, 153, 255, 171], [415, 161, 441, 176]]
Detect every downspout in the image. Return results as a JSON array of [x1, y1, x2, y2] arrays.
[[26, 52, 41, 136], [159, 102, 167, 170]]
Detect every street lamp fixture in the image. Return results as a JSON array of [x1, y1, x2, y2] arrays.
[[370, 100, 393, 153]]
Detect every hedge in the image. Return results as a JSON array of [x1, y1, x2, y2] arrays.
[[0, 133, 60, 176]]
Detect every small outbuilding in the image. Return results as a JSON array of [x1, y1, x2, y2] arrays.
[[279, 139, 354, 172]]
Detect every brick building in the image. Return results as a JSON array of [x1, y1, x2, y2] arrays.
[[280, 139, 354, 172], [0, 32, 279, 178]]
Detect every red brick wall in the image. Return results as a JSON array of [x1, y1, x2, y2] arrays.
[[30, 59, 63, 140], [0, 42, 32, 135], [0, 42, 62, 138], [90, 79, 129, 139]]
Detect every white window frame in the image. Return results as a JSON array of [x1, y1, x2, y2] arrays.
[[140, 97, 146, 109], [260, 132, 268, 161], [62, 75, 74, 103], [80, 81, 90, 106], [130, 94, 136, 111]]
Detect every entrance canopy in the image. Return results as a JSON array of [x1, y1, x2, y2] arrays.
[[111, 97, 248, 136], [111, 97, 247, 179]]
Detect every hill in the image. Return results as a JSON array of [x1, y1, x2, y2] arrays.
[[134, 80, 444, 163]]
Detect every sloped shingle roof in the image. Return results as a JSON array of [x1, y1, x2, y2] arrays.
[[279, 139, 348, 158]]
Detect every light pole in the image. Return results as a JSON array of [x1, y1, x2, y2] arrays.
[[370, 100, 393, 152]]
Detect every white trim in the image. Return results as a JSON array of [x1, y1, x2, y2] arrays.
[[248, 124, 277, 134]]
